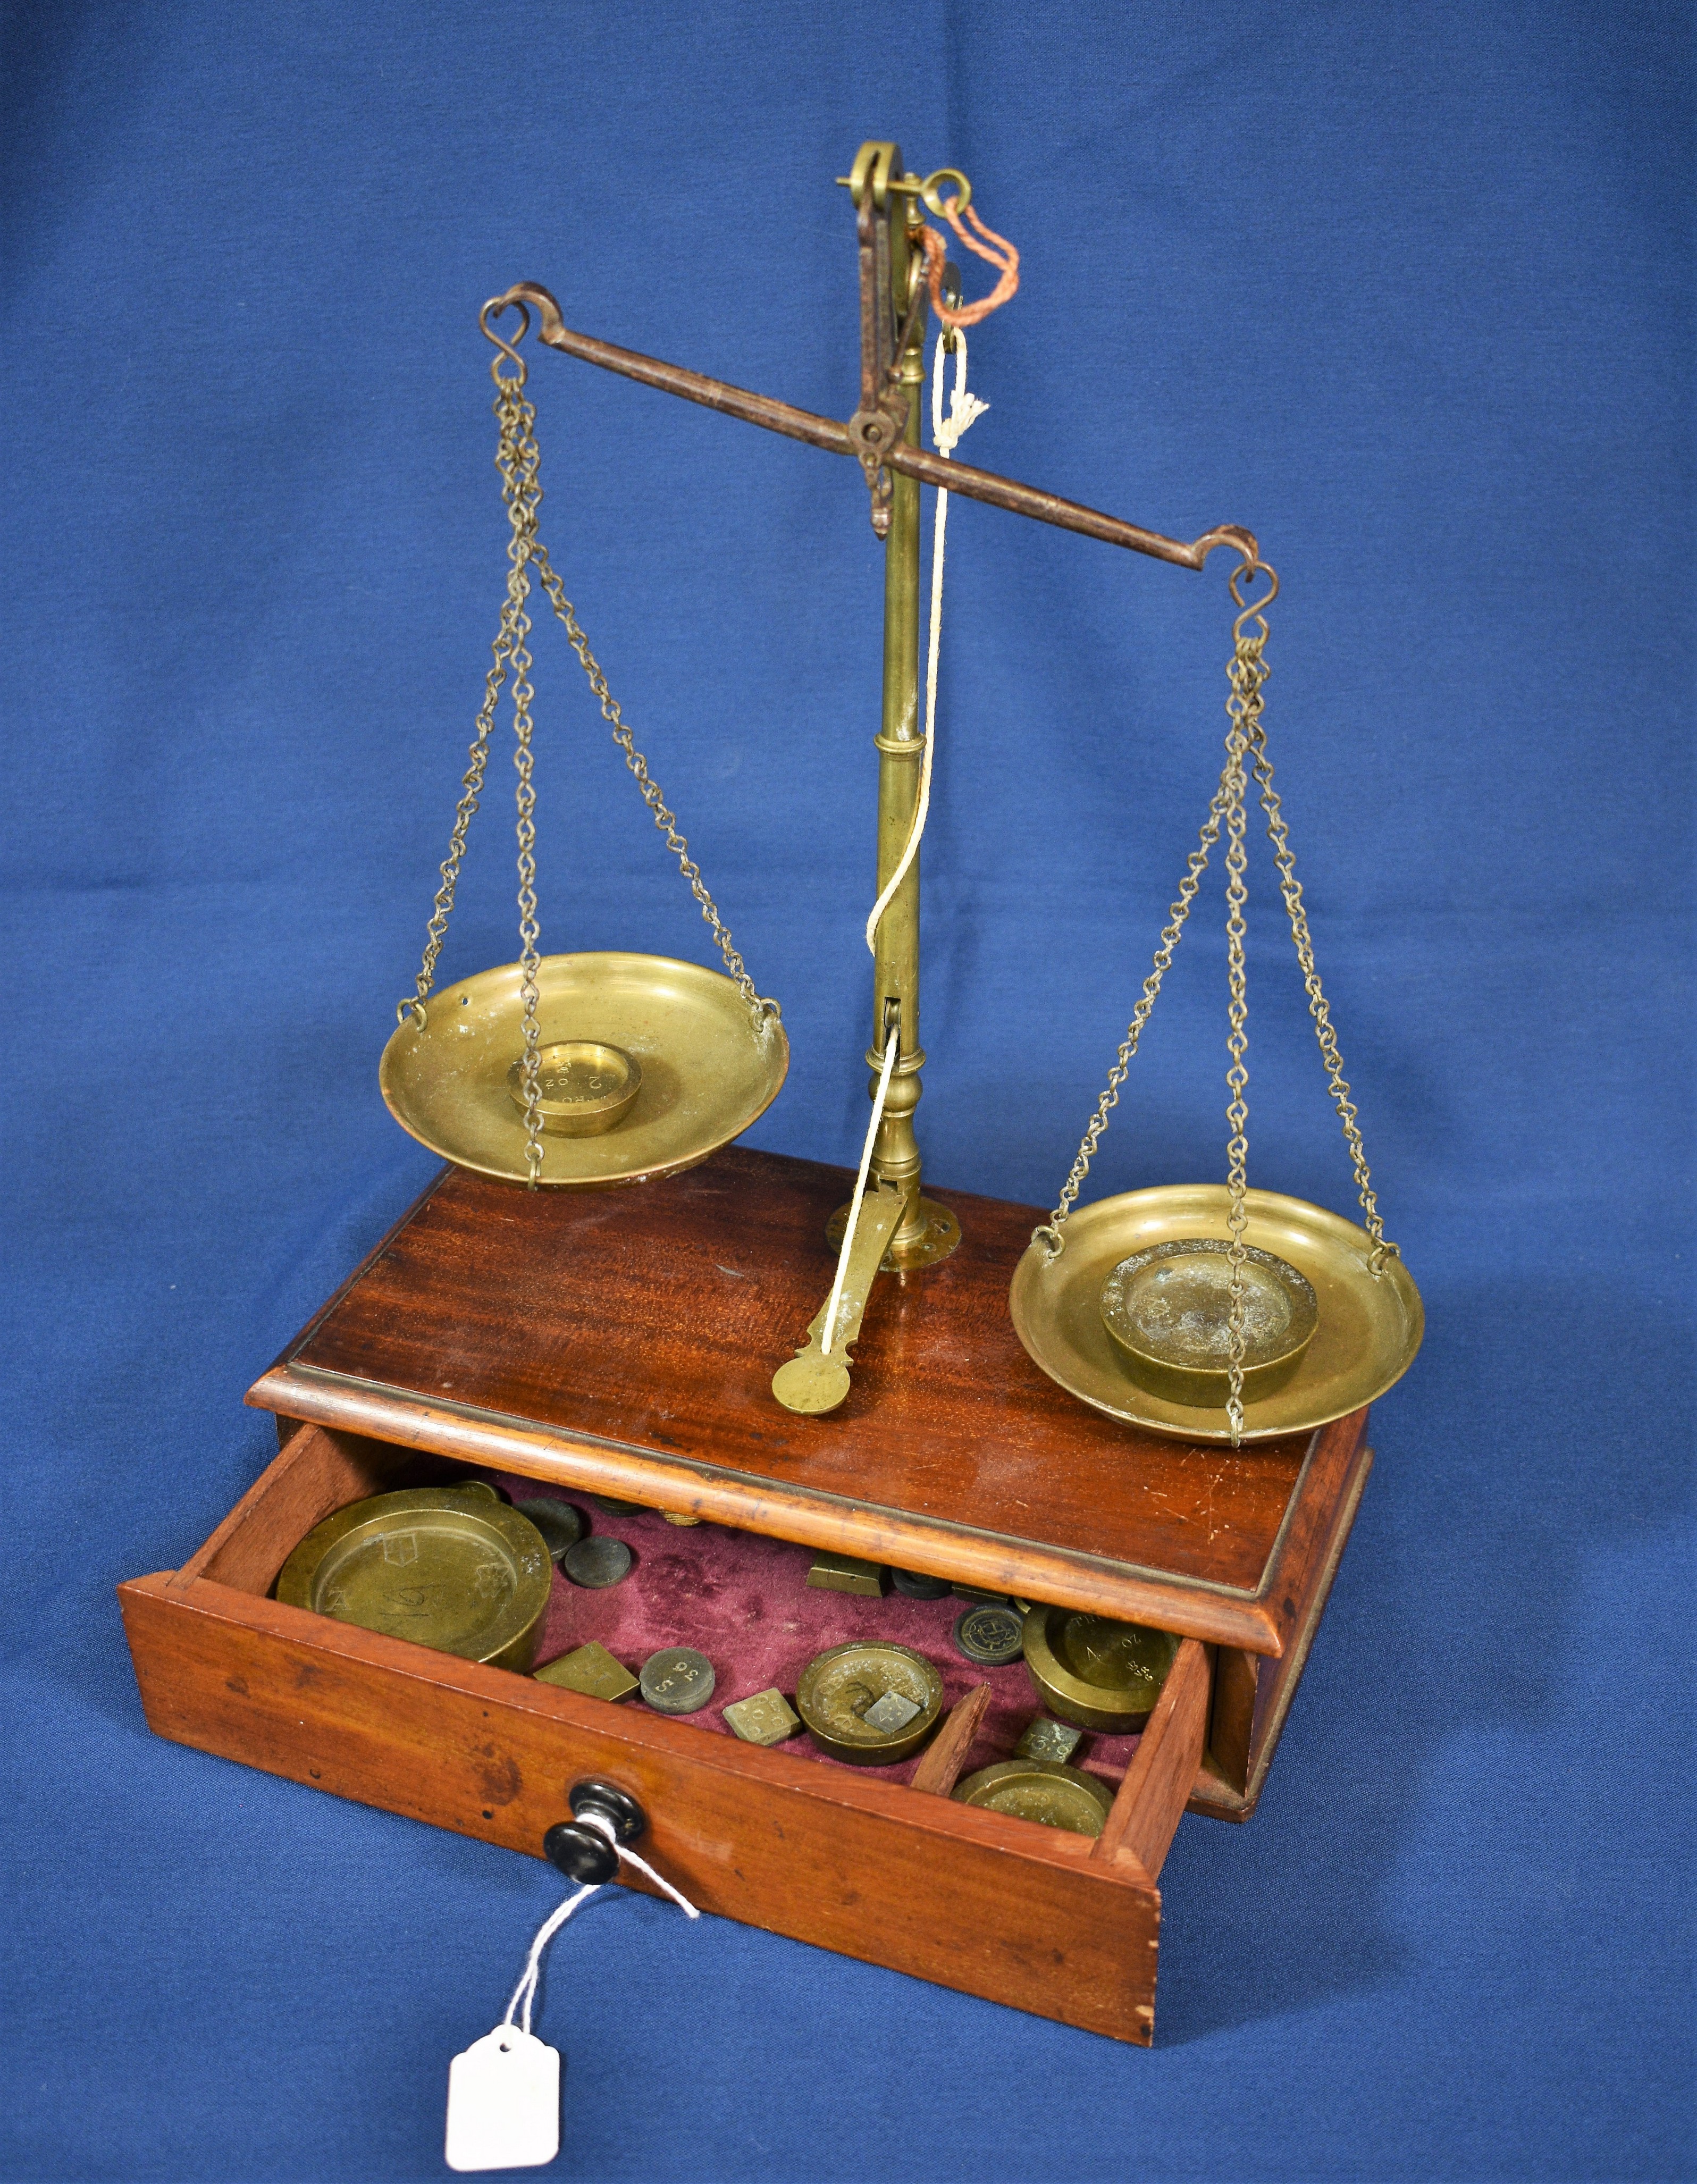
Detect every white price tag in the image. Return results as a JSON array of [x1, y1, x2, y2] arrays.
[[444, 2025, 561, 2173]]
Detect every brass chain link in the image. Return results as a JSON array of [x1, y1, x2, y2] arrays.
[[400, 364, 548, 1175], [507, 392, 546, 1185], [1032, 774, 1231, 1256], [399, 380, 530, 1034], [527, 540, 778, 1022], [499, 359, 773, 1017], [1238, 651, 1397, 1275], [1220, 598, 1256, 1444]]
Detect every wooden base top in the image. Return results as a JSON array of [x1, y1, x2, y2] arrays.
[[250, 1148, 1367, 1654]]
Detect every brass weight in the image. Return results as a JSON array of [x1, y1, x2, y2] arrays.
[[796, 1641, 943, 1764], [1099, 1237, 1318, 1405], [505, 1040, 641, 1135], [1022, 1605, 1180, 1734], [277, 1488, 553, 1671], [953, 1760, 1115, 1836]]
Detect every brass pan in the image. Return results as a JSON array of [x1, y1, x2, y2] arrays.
[[381, 950, 789, 1188], [1010, 1183, 1423, 1442]]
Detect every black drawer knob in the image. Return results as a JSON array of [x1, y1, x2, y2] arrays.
[[542, 1778, 649, 1884]]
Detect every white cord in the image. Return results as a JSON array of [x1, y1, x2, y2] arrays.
[[864, 329, 988, 955], [820, 1021, 901, 1356], [503, 1812, 700, 2037]]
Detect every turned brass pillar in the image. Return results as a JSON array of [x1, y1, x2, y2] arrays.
[[835, 149, 960, 1270]]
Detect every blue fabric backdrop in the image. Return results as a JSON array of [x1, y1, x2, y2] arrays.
[[2, 3, 1691, 2178]]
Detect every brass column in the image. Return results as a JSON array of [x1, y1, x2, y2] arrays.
[[835, 180, 961, 1270]]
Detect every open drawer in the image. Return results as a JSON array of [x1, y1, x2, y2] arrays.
[[121, 1412, 1365, 2048], [121, 1146, 1373, 2045]]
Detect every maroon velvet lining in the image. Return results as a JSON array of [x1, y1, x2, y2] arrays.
[[503, 1482, 1143, 1788]]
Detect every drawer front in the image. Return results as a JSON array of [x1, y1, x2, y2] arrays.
[[121, 1571, 1164, 2045]]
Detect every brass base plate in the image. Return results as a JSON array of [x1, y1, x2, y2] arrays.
[[381, 951, 789, 1188], [1010, 1183, 1423, 1443], [826, 1194, 961, 1269]]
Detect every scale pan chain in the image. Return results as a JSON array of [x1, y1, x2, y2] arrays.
[[1027, 561, 1404, 1442], [398, 301, 780, 1047], [389, 299, 782, 1185]]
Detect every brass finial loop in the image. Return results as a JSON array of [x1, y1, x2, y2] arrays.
[[846, 141, 900, 208], [480, 293, 531, 388]]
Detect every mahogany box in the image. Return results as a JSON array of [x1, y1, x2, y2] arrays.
[[120, 1146, 1372, 2046]]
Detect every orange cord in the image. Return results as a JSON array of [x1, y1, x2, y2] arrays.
[[922, 199, 1020, 328]]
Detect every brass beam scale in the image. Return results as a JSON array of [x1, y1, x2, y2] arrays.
[[485, 140, 1255, 1332]]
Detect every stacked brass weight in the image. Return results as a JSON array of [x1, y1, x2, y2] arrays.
[[505, 1039, 641, 1135], [276, 1486, 553, 1671], [1022, 1606, 1180, 1734], [953, 1761, 1115, 1836], [796, 1642, 943, 1764]]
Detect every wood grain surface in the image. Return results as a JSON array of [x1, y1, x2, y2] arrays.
[[121, 1571, 1163, 2044], [119, 1406, 1371, 2042], [910, 1683, 994, 1796], [166, 1427, 407, 1597], [1095, 1639, 1212, 1879], [253, 1148, 1366, 1652], [148, 1423, 1276, 1822]]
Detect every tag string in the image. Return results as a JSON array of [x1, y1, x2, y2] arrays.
[[819, 1020, 901, 1357], [502, 1813, 700, 2037], [865, 329, 987, 957], [841, 334, 984, 1348]]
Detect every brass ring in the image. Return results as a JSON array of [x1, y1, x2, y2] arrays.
[[1031, 1223, 1065, 1263], [919, 167, 972, 218], [398, 996, 428, 1031], [480, 295, 530, 387]]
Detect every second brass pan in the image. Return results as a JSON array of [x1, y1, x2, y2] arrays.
[[1010, 1183, 1423, 1442], [381, 950, 788, 1188]]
